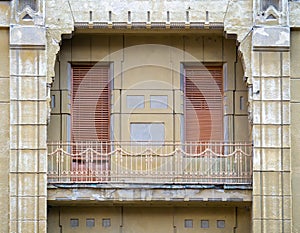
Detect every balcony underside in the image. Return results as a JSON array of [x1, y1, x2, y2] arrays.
[[48, 183, 252, 206], [48, 141, 252, 185]]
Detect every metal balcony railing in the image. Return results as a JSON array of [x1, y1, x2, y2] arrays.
[[47, 141, 252, 185]]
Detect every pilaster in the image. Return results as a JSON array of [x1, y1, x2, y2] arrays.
[[9, 1, 47, 232], [251, 1, 291, 232]]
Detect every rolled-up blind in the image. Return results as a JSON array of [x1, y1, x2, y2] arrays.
[[72, 65, 110, 142], [185, 66, 223, 142]]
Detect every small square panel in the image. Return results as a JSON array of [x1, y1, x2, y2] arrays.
[[86, 218, 95, 228], [70, 218, 79, 228], [102, 218, 111, 228], [150, 95, 168, 109], [217, 220, 225, 228], [127, 95, 145, 109], [201, 220, 209, 228], [184, 219, 193, 228]]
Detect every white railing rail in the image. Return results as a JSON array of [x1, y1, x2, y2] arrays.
[[47, 141, 252, 185]]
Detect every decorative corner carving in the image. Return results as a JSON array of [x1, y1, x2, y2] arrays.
[[17, 4, 43, 25]]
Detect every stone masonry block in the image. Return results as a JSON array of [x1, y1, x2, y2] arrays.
[[252, 100, 261, 124], [252, 195, 262, 219], [261, 77, 282, 100], [10, 26, 46, 46], [252, 220, 262, 233], [253, 27, 290, 51], [19, 220, 37, 233], [18, 50, 39, 76], [284, 196, 292, 220], [262, 172, 282, 195], [261, 125, 282, 148], [282, 51, 290, 77], [10, 76, 47, 101], [11, 125, 47, 149], [263, 219, 282, 233], [261, 52, 281, 77], [252, 172, 261, 195], [261, 148, 281, 171], [18, 197, 36, 220], [263, 196, 282, 219], [253, 149, 261, 171], [252, 51, 261, 77], [282, 78, 290, 101], [18, 174, 38, 196], [11, 101, 48, 125], [261, 101, 281, 124]]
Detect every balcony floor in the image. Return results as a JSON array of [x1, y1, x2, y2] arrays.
[[47, 183, 252, 205]]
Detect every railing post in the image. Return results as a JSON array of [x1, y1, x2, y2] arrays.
[[174, 147, 183, 182]]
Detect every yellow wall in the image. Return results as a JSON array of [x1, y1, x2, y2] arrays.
[[48, 206, 251, 233], [291, 30, 300, 233], [0, 28, 10, 233]]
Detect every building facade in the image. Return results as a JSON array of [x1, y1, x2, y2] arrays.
[[0, 0, 299, 232]]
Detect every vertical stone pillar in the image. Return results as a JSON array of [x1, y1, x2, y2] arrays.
[[251, 27, 291, 233], [9, 25, 47, 232]]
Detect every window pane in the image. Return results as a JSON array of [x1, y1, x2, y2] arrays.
[[150, 95, 168, 109], [70, 218, 79, 228], [127, 95, 145, 109], [217, 220, 225, 228], [102, 218, 111, 228], [86, 218, 95, 228], [130, 123, 165, 142], [184, 219, 193, 228]]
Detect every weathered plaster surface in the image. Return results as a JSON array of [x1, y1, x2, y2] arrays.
[[0, 2, 10, 27], [289, 1, 300, 27]]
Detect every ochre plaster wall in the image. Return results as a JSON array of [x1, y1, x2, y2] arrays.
[[48, 206, 251, 233], [291, 30, 300, 233], [0, 27, 10, 233]]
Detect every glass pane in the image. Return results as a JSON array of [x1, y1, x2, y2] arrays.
[[130, 123, 165, 142], [150, 95, 168, 109], [127, 95, 145, 109]]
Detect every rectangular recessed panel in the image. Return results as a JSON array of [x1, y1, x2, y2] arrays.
[[150, 95, 168, 109], [130, 123, 165, 142], [127, 95, 145, 109]]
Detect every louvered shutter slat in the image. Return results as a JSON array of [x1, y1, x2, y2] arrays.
[[72, 65, 110, 142], [185, 66, 223, 142]]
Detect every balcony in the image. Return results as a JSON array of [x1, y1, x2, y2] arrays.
[[47, 141, 252, 185]]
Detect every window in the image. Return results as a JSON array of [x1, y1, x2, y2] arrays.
[[184, 66, 223, 142], [184, 219, 193, 228], [130, 123, 165, 142], [201, 220, 209, 228], [71, 65, 110, 142], [102, 218, 111, 228], [70, 218, 79, 228], [217, 220, 225, 228], [86, 218, 95, 228]]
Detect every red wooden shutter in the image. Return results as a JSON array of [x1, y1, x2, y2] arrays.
[[72, 65, 110, 142], [185, 66, 223, 142]]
